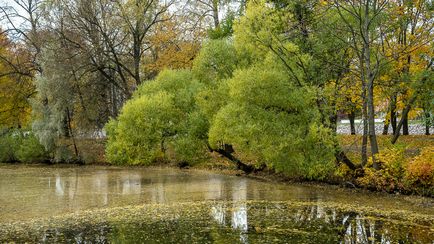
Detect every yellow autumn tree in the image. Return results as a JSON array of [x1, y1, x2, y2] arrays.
[[0, 31, 35, 129], [143, 16, 203, 78], [381, 0, 433, 137]]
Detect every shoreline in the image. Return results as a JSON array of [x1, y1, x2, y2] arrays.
[[2, 162, 433, 201]]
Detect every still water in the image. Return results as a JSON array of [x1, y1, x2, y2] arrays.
[[0, 164, 432, 243]]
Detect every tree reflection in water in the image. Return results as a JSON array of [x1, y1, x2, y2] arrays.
[[209, 202, 432, 243], [2, 200, 432, 243], [0, 166, 432, 243]]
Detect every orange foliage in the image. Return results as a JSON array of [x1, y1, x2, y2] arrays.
[[0, 31, 35, 128], [144, 17, 203, 76], [405, 146, 434, 188]]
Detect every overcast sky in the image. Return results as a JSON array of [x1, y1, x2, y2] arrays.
[[0, 0, 29, 30]]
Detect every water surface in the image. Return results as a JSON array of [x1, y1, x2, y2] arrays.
[[0, 164, 432, 243]]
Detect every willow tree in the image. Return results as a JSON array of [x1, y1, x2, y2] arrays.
[[105, 70, 206, 165], [208, 53, 335, 179], [31, 43, 78, 158]]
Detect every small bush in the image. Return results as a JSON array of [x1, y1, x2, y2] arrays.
[[405, 146, 434, 190], [357, 147, 406, 192], [355, 146, 434, 196], [0, 130, 49, 163], [0, 130, 21, 162], [15, 133, 49, 163]]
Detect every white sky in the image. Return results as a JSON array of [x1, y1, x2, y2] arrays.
[[0, 0, 239, 34], [0, 0, 29, 30]]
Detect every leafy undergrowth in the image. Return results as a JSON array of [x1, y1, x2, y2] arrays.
[[337, 135, 434, 196], [0, 200, 432, 243]]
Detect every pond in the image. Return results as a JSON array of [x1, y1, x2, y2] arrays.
[[0, 164, 433, 243]]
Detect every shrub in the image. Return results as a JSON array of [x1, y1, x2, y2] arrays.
[[0, 129, 49, 163], [0, 130, 20, 162], [15, 132, 49, 163], [356, 146, 434, 196], [405, 146, 434, 189], [357, 147, 406, 192]]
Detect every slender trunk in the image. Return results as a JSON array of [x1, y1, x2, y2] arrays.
[[390, 94, 397, 134], [363, 1, 379, 169], [366, 59, 379, 170], [160, 138, 166, 155], [330, 110, 338, 133], [424, 109, 431, 135], [328, 79, 340, 133], [401, 27, 412, 136], [382, 99, 392, 135], [66, 108, 79, 158], [133, 35, 141, 85], [392, 95, 417, 144], [361, 99, 368, 167], [212, 0, 219, 29], [360, 48, 368, 167], [360, 42, 368, 167], [62, 114, 70, 138], [349, 111, 356, 135], [402, 113, 409, 135], [111, 83, 118, 117], [382, 119, 389, 135]]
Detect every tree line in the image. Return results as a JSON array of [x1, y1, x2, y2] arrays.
[[0, 0, 433, 192]]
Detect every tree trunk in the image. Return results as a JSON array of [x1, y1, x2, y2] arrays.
[[363, 2, 379, 170], [424, 109, 431, 135], [382, 120, 389, 135], [207, 143, 255, 174], [133, 35, 141, 85], [330, 110, 338, 133], [390, 94, 397, 134], [392, 95, 417, 144], [63, 109, 71, 138], [349, 111, 356, 135], [402, 113, 409, 135], [212, 0, 220, 29], [336, 150, 358, 171], [66, 108, 79, 158], [360, 42, 368, 168], [361, 95, 368, 167], [160, 139, 166, 155], [366, 61, 379, 170]]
